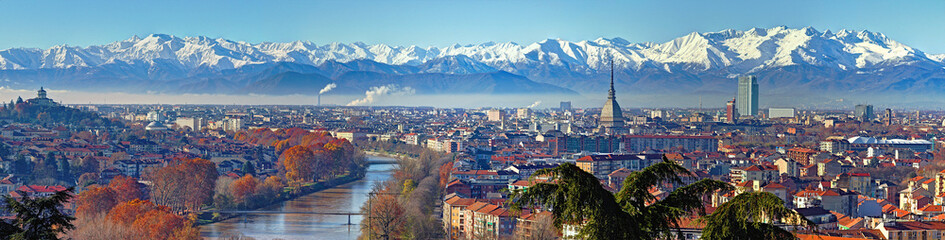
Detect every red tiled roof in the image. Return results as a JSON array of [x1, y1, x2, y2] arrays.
[[884, 221, 945, 231], [789, 148, 818, 153], [919, 205, 945, 212], [894, 209, 912, 218], [796, 234, 873, 240], [910, 176, 928, 182], [16, 185, 67, 193], [475, 204, 500, 214]]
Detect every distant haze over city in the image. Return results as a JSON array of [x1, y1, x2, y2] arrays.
[[1, 26, 943, 108]]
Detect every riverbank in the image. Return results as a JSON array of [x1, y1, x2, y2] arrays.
[[197, 151, 388, 225], [196, 154, 373, 225], [196, 172, 364, 225], [200, 157, 398, 239]]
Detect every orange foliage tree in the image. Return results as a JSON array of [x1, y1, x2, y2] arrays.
[[108, 175, 144, 202], [230, 175, 258, 205], [106, 199, 200, 240], [362, 186, 406, 239], [281, 145, 315, 183], [148, 158, 218, 212], [75, 185, 117, 218], [438, 161, 454, 188], [235, 128, 366, 183]]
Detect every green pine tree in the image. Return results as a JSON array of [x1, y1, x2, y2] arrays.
[[241, 161, 256, 175], [510, 156, 813, 240], [0, 188, 75, 240]]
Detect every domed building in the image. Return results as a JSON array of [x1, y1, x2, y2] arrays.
[[597, 61, 627, 135], [145, 121, 169, 131], [26, 87, 58, 106]]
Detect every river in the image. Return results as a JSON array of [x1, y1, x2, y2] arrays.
[[200, 155, 397, 240]]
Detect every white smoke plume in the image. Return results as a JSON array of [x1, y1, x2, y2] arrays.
[[527, 101, 541, 108], [318, 83, 337, 94], [346, 84, 416, 106]]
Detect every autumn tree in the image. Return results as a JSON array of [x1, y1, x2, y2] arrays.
[[105, 199, 200, 240], [361, 186, 406, 240], [281, 146, 315, 183], [515, 212, 558, 240], [180, 158, 217, 211], [213, 177, 236, 210], [77, 172, 99, 186], [274, 139, 291, 153], [230, 175, 258, 206], [131, 209, 193, 240], [438, 161, 454, 188], [148, 158, 218, 212], [150, 165, 187, 211], [75, 185, 118, 218], [258, 176, 284, 200], [109, 175, 144, 202]]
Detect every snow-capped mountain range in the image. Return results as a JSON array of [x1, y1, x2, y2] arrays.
[[0, 26, 942, 96]]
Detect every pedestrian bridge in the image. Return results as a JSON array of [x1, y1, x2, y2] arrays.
[[367, 158, 398, 164], [198, 210, 363, 224]]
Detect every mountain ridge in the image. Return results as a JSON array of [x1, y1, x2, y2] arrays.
[[0, 26, 942, 97]]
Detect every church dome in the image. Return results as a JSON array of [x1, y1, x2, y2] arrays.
[[145, 121, 168, 131]]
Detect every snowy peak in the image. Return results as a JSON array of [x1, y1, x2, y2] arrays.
[[0, 27, 940, 76], [931, 54, 945, 63]]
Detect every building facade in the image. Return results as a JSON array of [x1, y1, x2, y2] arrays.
[[737, 76, 759, 116], [623, 135, 718, 153]]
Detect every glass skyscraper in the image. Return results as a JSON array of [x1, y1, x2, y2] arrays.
[[737, 75, 759, 116]]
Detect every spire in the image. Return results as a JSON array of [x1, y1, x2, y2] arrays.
[[608, 59, 615, 99]]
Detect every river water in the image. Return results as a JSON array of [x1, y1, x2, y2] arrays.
[[200, 156, 397, 240]]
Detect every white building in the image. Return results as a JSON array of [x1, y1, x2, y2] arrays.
[[768, 108, 796, 119], [516, 108, 531, 119], [175, 117, 202, 131], [221, 118, 243, 132]]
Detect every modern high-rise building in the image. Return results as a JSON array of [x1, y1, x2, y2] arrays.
[[516, 108, 531, 119], [560, 101, 572, 111], [175, 117, 203, 131], [737, 76, 759, 116], [884, 108, 893, 125], [725, 98, 737, 124], [487, 109, 505, 122], [855, 104, 873, 121]]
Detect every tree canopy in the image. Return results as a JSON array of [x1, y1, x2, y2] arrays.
[[0, 188, 75, 240], [702, 191, 815, 240], [511, 156, 813, 239]]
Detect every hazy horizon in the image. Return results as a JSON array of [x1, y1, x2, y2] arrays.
[[6, 87, 945, 111]]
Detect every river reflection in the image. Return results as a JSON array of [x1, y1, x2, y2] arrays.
[[200, 156, 397, 240]]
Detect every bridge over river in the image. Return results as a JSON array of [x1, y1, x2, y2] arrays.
[[199, 155, 396, 240]]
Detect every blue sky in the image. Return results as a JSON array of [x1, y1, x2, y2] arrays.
[[1, 0, 943, 53]]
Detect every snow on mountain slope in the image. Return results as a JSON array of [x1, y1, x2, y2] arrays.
[[928, 54, 945, 63], [0, 27, 941, 76]]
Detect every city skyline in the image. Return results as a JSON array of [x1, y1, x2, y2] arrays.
[[3, 1, 945, 240]]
